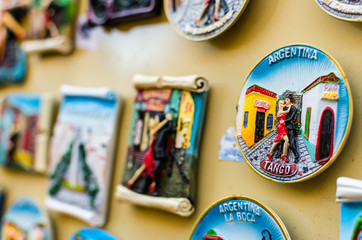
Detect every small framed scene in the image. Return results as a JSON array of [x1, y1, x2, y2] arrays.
[[45, 85, 121, 227], [1, 198, 53, 240], [2, 0, 77, 55], [164, 0, 249, 41], [191, 196, 291, 240], [314, 0, 362, 22], [116, 74, 209, 217], [88, 0, 162, 25], [235, 44, 353, 183], [0, 94, 55, 174]]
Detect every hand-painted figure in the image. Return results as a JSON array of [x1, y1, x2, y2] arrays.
[[283, 94, 300, 163], [127, 113, 173, 196], [27, 0, 60, 40], [269, 93, 301, 163], [267, 100, 290, 163], [195, 0, 229, 26]]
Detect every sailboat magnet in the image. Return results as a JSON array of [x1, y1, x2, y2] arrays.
[[45, 85, 121, 227]]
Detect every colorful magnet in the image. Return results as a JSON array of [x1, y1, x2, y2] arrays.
[[1, 198, 52, 240], [0, 2, 27, 85], [164, 0, 249, 41], [337, 177, 362, 240], [0, 94, 55, 173], [116, 74, 209, 217], [235, 44, 352, 183], [2, 0, 77, 55], [69, 228, 119, 240], [191, 196, 290, 240], [45, 85, 121, 227], [88, 0, 162, 25], [315, 0, 362, 22]]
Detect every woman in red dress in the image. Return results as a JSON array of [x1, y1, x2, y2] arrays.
[[267, 100, 291, 163]]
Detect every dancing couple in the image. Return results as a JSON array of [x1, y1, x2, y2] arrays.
[[196, 0, 229, 26], [267, 94, 300, 163]]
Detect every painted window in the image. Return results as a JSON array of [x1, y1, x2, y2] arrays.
[[266, 114, 273, 130], [304, 107, 311, 139], [243, 112, 248, 128]]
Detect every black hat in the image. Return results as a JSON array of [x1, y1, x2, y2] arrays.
[[286, 93, 295, 103]]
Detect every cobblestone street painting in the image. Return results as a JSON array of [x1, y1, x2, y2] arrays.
[[235, 44, 353, 183]]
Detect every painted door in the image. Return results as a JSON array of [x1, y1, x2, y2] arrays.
[[317, 109, 334, 162], [254, 111, 265, 143]]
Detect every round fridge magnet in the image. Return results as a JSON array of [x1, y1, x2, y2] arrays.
[[191, 196, 290, 240], [1, 198, 53, 240], [235, 44, 352, 183], [315, 0, 362, 22], [164, 0, 249, 41], [69, 228, 118, 240]]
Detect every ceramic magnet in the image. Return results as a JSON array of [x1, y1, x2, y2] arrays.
[[88, 0, 162, 25], [337, 177, 362, 240], [235, 44, 352, 183], [191, 196, 290, 240], [0, 49, 26, 86], [0, 94, 55, 173], [0, 2, 27, 85], [164, 0, 249, 41], [116, 74, 209, 217], [1, 198, 53, 240], [2, 0, 77, 55], [69, 228, 118, 240], [45, 85, 121, 227], [315, 0, 362, 22]]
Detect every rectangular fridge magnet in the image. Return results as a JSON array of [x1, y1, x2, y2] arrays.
[[115, 74, 209, 217], [2, 0, 78, 55], [20, 0, 78, 54], [0, 94, 55, 173], [45, 85, 121, 227], [337, 177, 362, 240], [88, 0, 162, 25]]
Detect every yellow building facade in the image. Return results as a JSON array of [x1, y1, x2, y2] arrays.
[[241, 85, 277, 148], [2, 222, 25, 240]]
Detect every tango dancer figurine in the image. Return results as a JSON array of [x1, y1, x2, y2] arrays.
[[267, 100, 290, 163], [127, 113, 173, 195]]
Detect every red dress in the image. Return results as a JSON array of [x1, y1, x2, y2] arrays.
[[143, 138, 156, 179], [274, 114, 288, 142]]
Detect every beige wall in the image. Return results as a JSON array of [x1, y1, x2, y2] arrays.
[[0, 0, 362, 239]]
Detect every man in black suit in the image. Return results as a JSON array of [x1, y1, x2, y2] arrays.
[[283, 94, 300, 163]]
